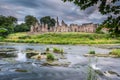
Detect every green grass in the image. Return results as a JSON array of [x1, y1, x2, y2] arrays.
[[53, 47, 64, 53], [1, 32, 120, 44], [47, 53, 55, 61], [109, 49, 120, 57]]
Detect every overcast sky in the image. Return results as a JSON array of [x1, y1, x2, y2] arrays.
[[0, 0, 109, 24]]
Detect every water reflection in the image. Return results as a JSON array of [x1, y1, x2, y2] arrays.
[[0, 43, 120, 80]]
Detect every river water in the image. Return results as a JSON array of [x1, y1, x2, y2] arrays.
[[0, 43, 120, 80]]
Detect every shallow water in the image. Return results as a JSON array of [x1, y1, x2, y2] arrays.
[[0, 43, 120, 80]]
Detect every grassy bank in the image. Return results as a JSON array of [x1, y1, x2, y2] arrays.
[[1, 32, 120, 44]]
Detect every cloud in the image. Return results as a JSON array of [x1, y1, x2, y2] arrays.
[[0, 0, 108, 24]]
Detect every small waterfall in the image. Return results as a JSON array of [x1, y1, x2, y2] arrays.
[[16, 51, 27, 62]]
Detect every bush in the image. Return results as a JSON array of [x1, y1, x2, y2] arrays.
[[46, 48, 50, 51], [109, 49, 120, 57], [89, 50, 96, 54], [47, 53, 55, 61]]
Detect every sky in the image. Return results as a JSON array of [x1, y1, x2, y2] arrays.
[[0, 0, 109, 25]]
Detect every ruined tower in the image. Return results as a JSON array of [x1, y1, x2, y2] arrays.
[[55, 17, 59, 27], [61, 20, 67, 26]]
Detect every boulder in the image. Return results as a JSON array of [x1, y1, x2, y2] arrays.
[[25, 50, 39, 58], [0, 52, 17, 58], [43, 61, 71, 67], [0, 48, 17, 52]]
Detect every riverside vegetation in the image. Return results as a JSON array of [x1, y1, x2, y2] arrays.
[[1, 32, 120, 44], [109, 49, 120, 57]]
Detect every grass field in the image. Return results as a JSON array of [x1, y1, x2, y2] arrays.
[[1, 32, 120, 44]]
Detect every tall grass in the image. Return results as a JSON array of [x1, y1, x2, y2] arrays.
[[3, 32, 120, 44], [109, 49, 120, 57]]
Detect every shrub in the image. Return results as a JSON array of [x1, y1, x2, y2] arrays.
[[109, 49, 120, 57], [46, 48, 50, 51], [47, 53, 55, 61], [89, 50, 96, 54]]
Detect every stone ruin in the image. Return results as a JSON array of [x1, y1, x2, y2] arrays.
[[30, 17, 98, 33]]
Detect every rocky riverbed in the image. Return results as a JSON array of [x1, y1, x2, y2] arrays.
[[0, 43, 120, 80]]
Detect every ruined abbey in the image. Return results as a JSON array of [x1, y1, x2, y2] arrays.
[[30, 17, 98, 33]]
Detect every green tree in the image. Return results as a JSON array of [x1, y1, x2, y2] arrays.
[[0, 15, 17, 34], [25, 15, 38, 27], [63, 0, 120, 36], [103, 16, 120, 37], [0, 15, 6, 26], [0, 28, 8, 37], [14, 23, 29, 32], [40, 16, 56, 29], [7, 16, 17, 25]]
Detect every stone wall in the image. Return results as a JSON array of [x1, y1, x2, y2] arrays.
[[30, 17, 98, 33]]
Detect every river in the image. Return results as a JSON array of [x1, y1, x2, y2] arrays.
[[0, 43, 120, 80]]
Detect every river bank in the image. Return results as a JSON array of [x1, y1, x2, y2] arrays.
[[1, 32, 120, 44]]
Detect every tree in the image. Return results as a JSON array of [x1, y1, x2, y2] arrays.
[[0, 28, 8, 37], [14, 23, 29, 32], [25, 15, 38, 27], [62, 0, 120, 36], [0, 15, 17, 34], [103, 16, 120, 37], [7, 16, 17, 25], [40, 16, 56, 29]]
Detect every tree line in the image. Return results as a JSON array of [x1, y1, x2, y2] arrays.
[[0, 15, 56, 37]]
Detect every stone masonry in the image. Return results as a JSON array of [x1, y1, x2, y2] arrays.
[[30, 17, 98, 33]]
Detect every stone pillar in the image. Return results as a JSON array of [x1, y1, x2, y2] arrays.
[[30, 25, 34, 33]]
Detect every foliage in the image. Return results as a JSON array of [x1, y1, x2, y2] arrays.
[[89, 50, 96, 54], [103, 16, 120, 37], [0, 28, 8, 37], [96, 24, 104, 34], [46, 48, 50, 51], [0, 15, 17, 34], [14, 23, 29, 32], [53, 47, 64, 53], [47, 53, 55, 60], [62, 0, 120, 37], [25, 15, 38, 27], [40, 16, 56, 29], [63, 0, 119, 15], [0, 15, 17, 26], [109, 49, 120, 57]]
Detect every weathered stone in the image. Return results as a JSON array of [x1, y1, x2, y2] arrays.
[[0, 52, 17, 58], [15, 69, 28, 72], [25, 51, 39, 58], [30, 17, 97, 33], [31, 54, 47, 60], [43, 61, 71, 67], [0, 48, 17, 52], [84, 53, 118, 58], [104, 71, 120, 77]]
